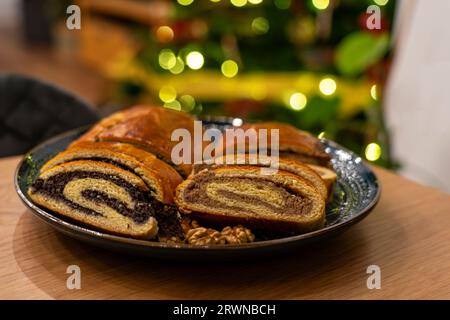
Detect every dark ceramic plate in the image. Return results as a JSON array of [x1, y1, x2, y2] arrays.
[[15, 124, 381, 260]]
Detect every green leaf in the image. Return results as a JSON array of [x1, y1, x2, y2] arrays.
[[336, 32, 389, 76]]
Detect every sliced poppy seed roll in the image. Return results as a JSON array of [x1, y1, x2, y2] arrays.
[[28, 142, 185, 240]]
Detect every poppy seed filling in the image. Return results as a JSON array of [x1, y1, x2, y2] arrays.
[[31, 171, 155, 224]]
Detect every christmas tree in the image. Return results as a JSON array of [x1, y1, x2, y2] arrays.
[[109, 0, 396, 167]]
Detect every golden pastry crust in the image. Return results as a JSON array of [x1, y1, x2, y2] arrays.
[[175, 166, 325, 234], [222, 122, 331, 167], [72, 105, 196, 177], [41, 141, 183, 203]]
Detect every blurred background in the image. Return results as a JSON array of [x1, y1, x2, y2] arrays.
[[0, 0, 449, 193]]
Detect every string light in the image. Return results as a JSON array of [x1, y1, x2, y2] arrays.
[[365, 143, 382, 161], [251, 17, 269, 35], [374, 0, 389, 6], [221, 60, 239, 78], [312, 0, 330, 10], [186, 51, 204, 70], [289, 92, 307, 111], [319, 77, 337, 96], [158, 49, 176, 70], [230, 0, 247, 7], [370, 84, 378, 101], [156, 26, 174, 43], [169, 57, 185, 74], [177, 0, 194, 6], [159, 86, 177, 103]]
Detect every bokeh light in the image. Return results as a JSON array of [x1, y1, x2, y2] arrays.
[[312, 0, 330, 10], [179, 95, 196, 111], [169, 57, 185, 74], [370, 84, 378, 101], [318, 132, 326, 139], [319, 78, 337, 96], [221, 60, 239, 78], [164, 100, 182, 111], [177, 0, 194, 6], [158, 49, 176, 70], [186, 51, 204, 70], [365, 143, 382, 161], [159, 86, 177, 103], [252, 17, 269, 35], [374, 0, 389, 6], [289, 92, 307, 111], [156, 26, 174, 43], [232, 118, 243, 126], [249, 0, 263, 4], [231, 0, 247, 7]]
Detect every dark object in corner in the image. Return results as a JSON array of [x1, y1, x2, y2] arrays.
[[0, 74, 99, 157]]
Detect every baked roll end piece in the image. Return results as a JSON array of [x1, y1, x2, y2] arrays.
[[28, 160, 162, 239], [175, 166, 326, 234]]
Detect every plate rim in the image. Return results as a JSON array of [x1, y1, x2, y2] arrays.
[[14, 127, 381, 251]]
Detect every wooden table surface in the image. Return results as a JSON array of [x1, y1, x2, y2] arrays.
[[1, 155, 449, 299]]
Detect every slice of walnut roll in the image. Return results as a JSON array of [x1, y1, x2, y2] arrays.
[[217, 121, 337, 197], [195, 155, 329, 200], [175, 166, 326, 234]]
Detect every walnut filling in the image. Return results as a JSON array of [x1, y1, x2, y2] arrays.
[[183, 173, 312, 216], [30, 171, 155, 224]]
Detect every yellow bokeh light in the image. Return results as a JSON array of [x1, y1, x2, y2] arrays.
[[312, 0, 330, 10], [318, 132, 325, 139], [249, 0, 263, 4], [365, 143, 382, 161], [159, 86, 177, 103], [156, 26, 174, 43], [164, 100, 182, 111], [186, 51, 204, 70], [251, 17, 269, 34], [319, 78, 337, 96], [179, 95, 196, 111], [210, 0, 221, 2], [170, 57, 185, 74], [231, 0, 247, 7], [289, 92, 307, 111], [370, 84, 378, 101], [158, 49, 176, 70], [374, 0, 389, 6], [221, 60, 239, 78], [177, 0, 194, 6]]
